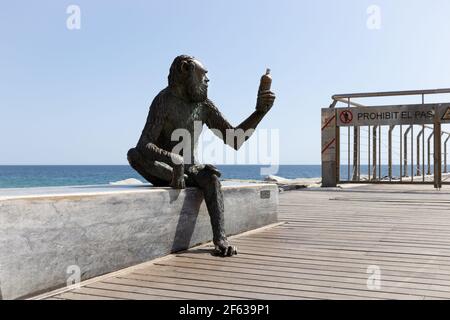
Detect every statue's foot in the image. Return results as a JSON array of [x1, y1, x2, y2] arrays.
[[214, 239, 237, 257]]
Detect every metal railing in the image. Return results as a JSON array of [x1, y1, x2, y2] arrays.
[[330, 88, 450, 108], [329, 88, 450, 188]]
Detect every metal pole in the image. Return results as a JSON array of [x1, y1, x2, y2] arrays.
[[445, 135, 450, 173], [353, 126, 359, 181], [368, 126, 371, 181], [411, 126, 414, 182], [333, 88, 450, 100], [336, 123, 340, 183], [442, 132, 445, 178], [434, 107, 442, 189], [388, 125, 395, 181], [348, 126, 350, 181], [400, 125, 403, 182], [379, 126, 381, 180], [423, 125, 425, 182], [422, 95, 425, 182], [372, 126, 378, 180], [428, 131, 435, 175], [417, 127, 424, 176], [358, 126, 361, 181], [403, 125, 412, 177]]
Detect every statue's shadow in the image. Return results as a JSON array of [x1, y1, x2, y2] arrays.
[[169, 188, 216, 257]]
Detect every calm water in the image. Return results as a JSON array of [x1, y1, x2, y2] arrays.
[[339, 164, 434, 181], [0, 165, 322, 188], [0, 165, 431, 188]]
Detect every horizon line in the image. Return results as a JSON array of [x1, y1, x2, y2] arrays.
[[0, 163, 322, 166]]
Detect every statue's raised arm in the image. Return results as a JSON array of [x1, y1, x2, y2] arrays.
[[203, 86, 275, 150]]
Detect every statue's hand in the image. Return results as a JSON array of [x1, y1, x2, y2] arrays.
[[170, 155, 186, 189], [188, 164, 222, 178], [170, 165, 186, 189], [256, 90, 276, 114]]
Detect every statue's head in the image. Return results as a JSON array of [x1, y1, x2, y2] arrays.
[[168, 55, 209, 103]]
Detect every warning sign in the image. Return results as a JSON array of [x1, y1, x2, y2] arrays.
[[339, 110, 353, 124], [335, 103, 450, 126], [442, 107, 450, 121], [335, 103, 447, 126]]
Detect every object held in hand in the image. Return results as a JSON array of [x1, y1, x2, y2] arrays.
[[256, 68, 275, 113], [259, 68, 272, 93]]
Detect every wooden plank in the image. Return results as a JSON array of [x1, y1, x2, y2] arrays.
[[55, 291, 122, 300], [120, 272, 383, 300], [232, 244, 450, 268], [156, 258, 450, 287], [130, 267, 431, 300], [237, 236, 450, 252], [146, 261, 450, 297], [103, 277, 304, 300], [88, 281, 246, 300], [138, 264, 450, 298], [177, 252, 450, 276], [232, 238, 450, 257], [263, 228, 450, 239], [233, 248, 450, 271], [72, 286, 184, 300]]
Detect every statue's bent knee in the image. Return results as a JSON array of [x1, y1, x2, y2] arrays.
[[127, 148, 140, 166], [128, 148, 174, 183], [196, 171, 221, 190]]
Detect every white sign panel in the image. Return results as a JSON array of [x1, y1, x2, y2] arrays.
[[336, 103, 450, 126]]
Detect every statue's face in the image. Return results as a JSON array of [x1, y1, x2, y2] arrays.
[[186, 59, 209, 103], [192, 60, 209, 85]]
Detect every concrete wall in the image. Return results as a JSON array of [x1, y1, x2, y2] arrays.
[[0, 183, 278, 300]]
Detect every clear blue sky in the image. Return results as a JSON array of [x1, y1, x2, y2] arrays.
[[1, 0, 450, 165]]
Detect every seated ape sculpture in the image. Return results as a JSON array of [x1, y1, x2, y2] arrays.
[[127, 55, 275, 257]]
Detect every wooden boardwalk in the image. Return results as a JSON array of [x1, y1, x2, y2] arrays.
[[36, 184, 450, 300]]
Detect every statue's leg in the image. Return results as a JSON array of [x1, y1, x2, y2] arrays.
[[127, 147, 172, 186], [189, 166, 237, 257]]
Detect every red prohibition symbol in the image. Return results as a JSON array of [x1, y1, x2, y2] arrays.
[[340, 110, 353, 124]]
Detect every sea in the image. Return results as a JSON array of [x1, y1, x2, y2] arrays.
[[0, 165, 321, 189], [0, 165, 418, 188]]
